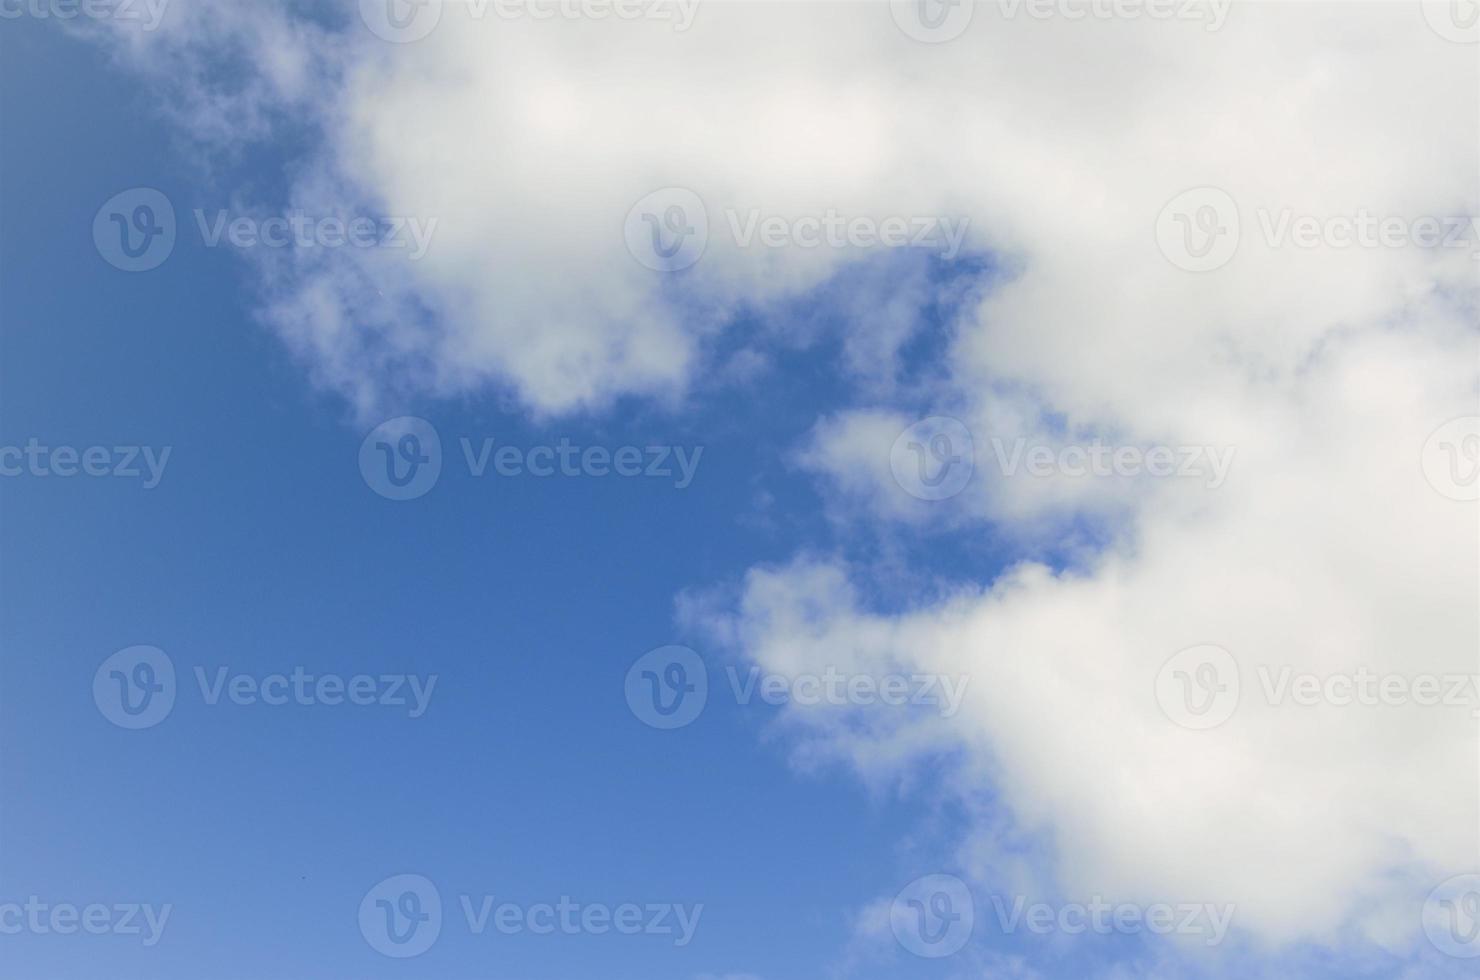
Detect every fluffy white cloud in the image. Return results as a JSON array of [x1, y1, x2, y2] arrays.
[[92, 0, 1478, 964]]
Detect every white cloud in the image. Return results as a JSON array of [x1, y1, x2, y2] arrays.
[[92, 0, 1479, 963]]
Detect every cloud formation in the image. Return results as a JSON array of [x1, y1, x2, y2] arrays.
[[93, 0, 1479, 965]]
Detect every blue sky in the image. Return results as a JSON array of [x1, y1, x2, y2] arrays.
[[1, 19, 979, 980], [3, 5, 1478, 980]]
